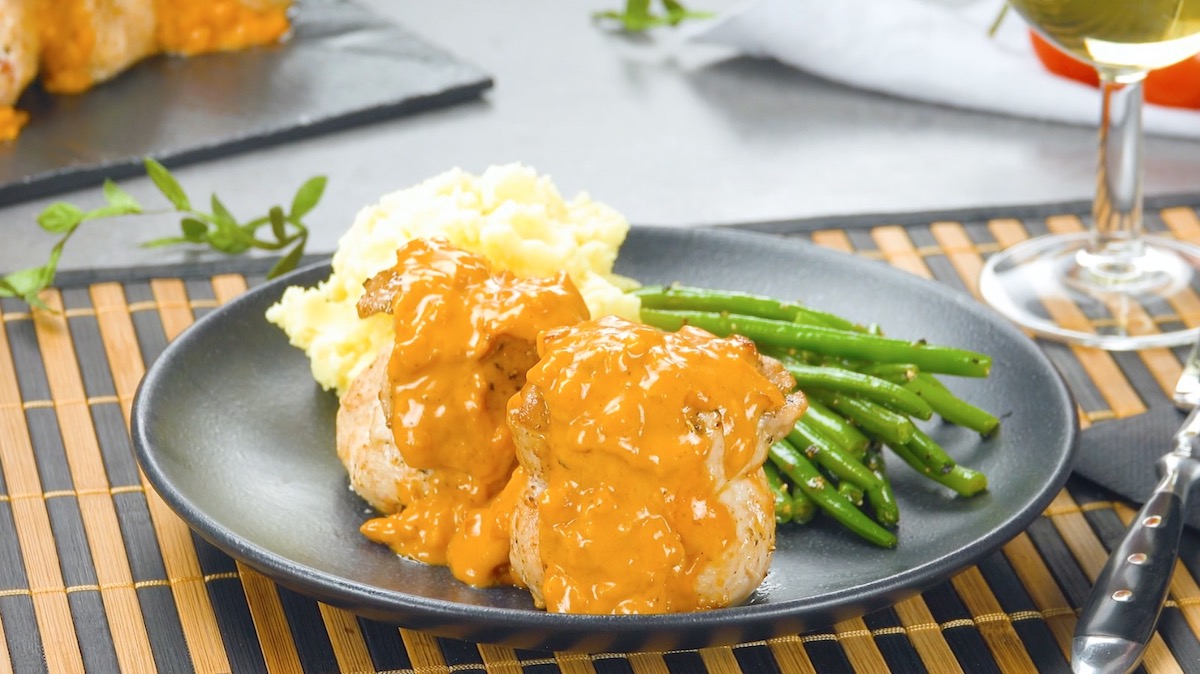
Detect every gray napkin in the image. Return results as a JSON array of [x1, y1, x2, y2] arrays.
[[1076, 405, 1200, 528]]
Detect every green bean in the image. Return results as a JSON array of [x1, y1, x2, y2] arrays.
[[856, 362, 919, 384], [766, 344, 863, 375], [904, 373, 1001, 437], [864, 449, 900, 526], [765, 345, 867, 378], [639, 309, 991, 378], [783, 363, 932, 420], [902, 426, 958, 476], [792, 486, 818, 524], [629, 284, 998, 546], [864, 448, 884, 473], [801, 398, 871, 461], [769, 440, 897, 548], [838, 480, 865, 507], [763, 461, 793, 524], [760, 345, 821, 367], [887, 441, 988, 497], [630, 284, 861, 331], [787, 422, 881, 491], [812, 391, 916, 447]]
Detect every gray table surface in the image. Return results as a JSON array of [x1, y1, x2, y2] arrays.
[[3, 0, 1200, 276]]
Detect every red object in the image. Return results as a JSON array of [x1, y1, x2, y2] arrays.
[[1028, 30, 1200, 110]]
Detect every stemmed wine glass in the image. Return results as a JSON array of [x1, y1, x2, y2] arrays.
[[978, 0, 1200, 350]]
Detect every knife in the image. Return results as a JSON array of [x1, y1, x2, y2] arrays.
[[1071, 403, 1200, 674]]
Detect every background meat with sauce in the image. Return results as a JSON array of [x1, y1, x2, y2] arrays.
[[0, 0, 292, 140]]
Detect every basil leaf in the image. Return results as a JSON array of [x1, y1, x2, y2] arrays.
[[141, 237, 192, 248], [268, 241, 306, 279], [102, 179, 142, 214], [206, 230, 248, 254], [596, 0, 709, 30], [269, 206, 287, 241], [627, 0, 652, 18], [0, 264, 51, 298], [86, 204, 138, 219], [145, 158, 191, 211], [38, 203, 85, 233], [0, 275, 21, 298], [210, 194, 237, 228], [289, 176, 326, 220], [207, 195, 253, 253], [181, 217, 209, 242]]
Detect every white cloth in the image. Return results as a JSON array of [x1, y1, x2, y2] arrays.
[[689, 0, 1200, 139]]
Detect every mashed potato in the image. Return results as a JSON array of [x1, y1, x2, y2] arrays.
[[265, 164, 640, 395]]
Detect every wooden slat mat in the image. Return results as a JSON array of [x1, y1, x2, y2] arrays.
[[3, 206, 1200, 673]]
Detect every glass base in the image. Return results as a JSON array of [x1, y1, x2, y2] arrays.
[[978, 233, 1200, 350]]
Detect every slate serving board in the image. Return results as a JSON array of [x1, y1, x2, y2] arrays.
[[0, 0, 492, 206]]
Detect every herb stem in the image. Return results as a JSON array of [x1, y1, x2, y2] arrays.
[[0, 157, 326, 309]]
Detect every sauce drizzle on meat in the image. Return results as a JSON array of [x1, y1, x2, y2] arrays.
[[507, 316, 805, 614], [353, 237, 589, 585], [339, 238, 804, 611]]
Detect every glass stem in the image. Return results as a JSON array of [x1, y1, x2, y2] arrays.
[[1082, 68, 1147, 282]]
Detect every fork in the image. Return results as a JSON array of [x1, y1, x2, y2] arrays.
[[1072, 334, 1200, 673]]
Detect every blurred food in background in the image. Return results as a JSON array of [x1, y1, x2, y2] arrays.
[[0, 0, 293, 141], [1029, 30, 1200, 109]]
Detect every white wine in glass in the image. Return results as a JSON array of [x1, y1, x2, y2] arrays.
[[978, 0, 1200, 349]]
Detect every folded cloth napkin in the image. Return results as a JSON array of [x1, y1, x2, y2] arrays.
[[689, 0, 1200, 139], [1076, 405, 1200, 529]]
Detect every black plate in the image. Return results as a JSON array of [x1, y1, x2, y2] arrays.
[[131, 225, 1077, 652]]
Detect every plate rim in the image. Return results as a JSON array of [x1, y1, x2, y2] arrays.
[[131, 224, 1079, 650]]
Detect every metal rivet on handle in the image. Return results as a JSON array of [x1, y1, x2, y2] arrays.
[[1144, 516, 1163, 527], [1113, 590, 1134, 602], [1128, 553, 1148, 565]]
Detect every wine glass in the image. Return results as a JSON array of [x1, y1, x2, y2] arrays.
[[978, 0, 1200, 350]]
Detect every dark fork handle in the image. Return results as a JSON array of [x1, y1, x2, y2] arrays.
[[1072, 455, 1200, 674]]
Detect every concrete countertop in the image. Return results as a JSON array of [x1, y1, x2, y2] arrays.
[[2, 0, 1199, 275]]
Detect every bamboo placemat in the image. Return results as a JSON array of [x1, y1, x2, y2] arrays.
[[4, 205, 1200, 673]]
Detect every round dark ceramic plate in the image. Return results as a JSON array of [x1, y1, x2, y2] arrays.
[[131, 226, 1077, 652]]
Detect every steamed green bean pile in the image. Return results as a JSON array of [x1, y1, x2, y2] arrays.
[[631, 284, 1000, 548]]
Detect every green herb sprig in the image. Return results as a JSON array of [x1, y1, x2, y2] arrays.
[[0, 157, 326, 310], [594, 0, 711, 32]]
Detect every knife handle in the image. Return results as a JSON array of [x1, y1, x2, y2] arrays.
[[1072, 457, 1198, 673]]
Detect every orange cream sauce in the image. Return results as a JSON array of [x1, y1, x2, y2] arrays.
[[0, 108, 29, 142], [38, 0, 97, 94], [516, 316, 787, 614], [155, 0, 291, 56], [8, 1, 291, 141], [356, 238, 588, 586]]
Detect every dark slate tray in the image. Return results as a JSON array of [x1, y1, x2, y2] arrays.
[[0, 0, 492, 206]]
